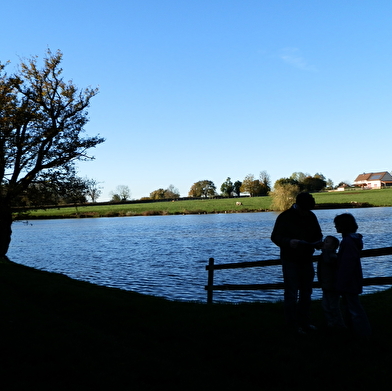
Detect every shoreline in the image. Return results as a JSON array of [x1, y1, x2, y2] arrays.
[[13, 201, 376, 220]]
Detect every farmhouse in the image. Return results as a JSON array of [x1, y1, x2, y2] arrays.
[[353, 171, 392, 189]]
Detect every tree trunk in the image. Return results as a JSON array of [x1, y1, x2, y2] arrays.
[[0, 204, 12, 257]]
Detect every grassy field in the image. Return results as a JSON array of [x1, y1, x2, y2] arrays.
[[1, 257, 392, 390], [15, 188, 392, 219]]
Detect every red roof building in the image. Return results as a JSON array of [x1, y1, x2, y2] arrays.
[[353, 171, 392, 189]]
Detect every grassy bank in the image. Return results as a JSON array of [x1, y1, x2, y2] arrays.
[[1, 257, 392, 390], [15, 188, 392, 219]]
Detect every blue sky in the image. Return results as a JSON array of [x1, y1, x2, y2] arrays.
[[2, 1, 392, 200]]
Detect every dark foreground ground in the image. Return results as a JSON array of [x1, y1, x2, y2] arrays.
[[1, 257, 392, 390]]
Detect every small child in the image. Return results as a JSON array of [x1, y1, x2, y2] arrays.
[[317, 235, 345, 329], [334, 213, 371, 337]]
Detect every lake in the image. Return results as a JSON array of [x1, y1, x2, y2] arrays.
[[7, 207, 392, 303]]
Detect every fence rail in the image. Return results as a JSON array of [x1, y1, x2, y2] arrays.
[[205, 246, 392, 304]]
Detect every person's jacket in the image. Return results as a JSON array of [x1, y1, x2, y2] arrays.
[[317, 249, 338, 290], [336, 233, 363, 294], [271, 204, 322, 262]]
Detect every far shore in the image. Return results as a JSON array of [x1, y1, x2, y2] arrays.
[[12, 188, 392, 219]]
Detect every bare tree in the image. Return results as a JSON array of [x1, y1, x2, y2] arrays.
[[259, 170, 271, 194], [85, 178, 103, 202], [112, 185, 131, 201], [165, 184, 180, 199]]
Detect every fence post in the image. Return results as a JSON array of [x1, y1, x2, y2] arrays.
[[207, 257, 214, 304]]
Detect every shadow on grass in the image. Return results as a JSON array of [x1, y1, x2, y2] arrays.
[[1, 257, 391, 390]]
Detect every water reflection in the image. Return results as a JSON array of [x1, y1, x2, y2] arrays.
[[8, 207, 392, 303]]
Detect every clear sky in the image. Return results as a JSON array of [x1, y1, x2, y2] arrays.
[[2, 1, 392, 200]]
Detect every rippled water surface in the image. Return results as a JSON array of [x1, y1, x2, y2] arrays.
[[8, 207, 392, 303]]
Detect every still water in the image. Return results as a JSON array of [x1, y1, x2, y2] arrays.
[[8, 207, 392, 303]]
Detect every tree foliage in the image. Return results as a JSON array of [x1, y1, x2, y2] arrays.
[[240, 174, 256, 196], [275, 177, 299, 188], [164, 184, 180, 199], [149, 185, 180, 200], [240, 173, 270, 196], [110, 194, 122, 203], [301, 176, 327, 192], [275, 172, 327, 193], [233, 180, 242, 196], [0, 50, 104, 256], [270, 183, 300, 211], [149, 188, 166, 200], [290, 172, 309, 183], [259, 170, 271, 195], [188, 180, 216, 198], [14, 169, 92, 207], [59, 175, 89, 205], [325, 178, 334, 190], [220, 177, 234, 197]]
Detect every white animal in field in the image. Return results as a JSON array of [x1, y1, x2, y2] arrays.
[[236, 201, 242, 206]]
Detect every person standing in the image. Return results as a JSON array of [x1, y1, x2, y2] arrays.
[[271, 192, 322, 334], [317, 235, 345, 329], [334, 213, 371, 337]]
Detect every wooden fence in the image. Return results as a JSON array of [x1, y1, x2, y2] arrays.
[[205, 247, 392, 304]]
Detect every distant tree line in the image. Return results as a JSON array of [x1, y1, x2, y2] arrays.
[[111, 171, 334, 202], [103, 171, 353, 203], [184, 171, 333, 200], [186, 171, 272, 199], [11, 175, 103, 207], [17, 170, 336, 206], [20, 169, 340, 206]]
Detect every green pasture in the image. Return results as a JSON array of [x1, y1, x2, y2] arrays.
[[16, 188, 392, 219], [314, 188, 392, 206], [20, 196, 272, 218]]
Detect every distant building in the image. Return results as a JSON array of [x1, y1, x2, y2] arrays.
[[353, 171, 392, 189]]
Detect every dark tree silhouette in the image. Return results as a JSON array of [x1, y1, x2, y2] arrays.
[[0, 50, 104, 256]]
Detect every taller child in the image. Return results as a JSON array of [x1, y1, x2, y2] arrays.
[[334, 213, 371, 337]]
